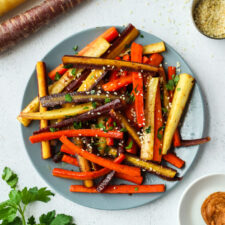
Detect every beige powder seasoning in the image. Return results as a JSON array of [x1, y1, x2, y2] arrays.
[[194, 0, 225, 38]]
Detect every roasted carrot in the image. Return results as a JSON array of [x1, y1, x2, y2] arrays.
[[123, 54, 130, 61], [0, 0, 84, 53], [106, 117, 114, 146], [142, 56, 150, 64], [131, 42, 145, 127], [61, 154, 79, 167], [115, 173, 143, 185], [48, 64, 67, 80], [163, 153, 185, 169], [149, 53, 164, 66], [102, 74, 133, 92], [153, 84, 163, 162], [36, 62, 51, 159], [78, 27, 118, 55], [60, 136, 141, 176], [30, 129, 123, 144], [125, 137, 137, 154], [70, 184, 166, 193], [168, 66, 182, 147]]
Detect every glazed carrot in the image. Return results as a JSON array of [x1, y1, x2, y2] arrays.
[[48, 64, 68, 80], [53, 154, 125, 180], [115, 173, 143, 185], [131, 42, 145, 127], [149, 53, 164, 67], [62, 154, 79, 167], [36, 62, 51, 159], [125, 137, 137, 154], [70, 184, 165, 193], [102, 74, 133, 92], [60, 136, 141, 176], [106, 117, 114, 146], [79, 27, 118, 55], [30, 129, 123, 144], [168, 66, 182, 147], [163, 153, 185, 169], [153, 84, 163, 162], [123, 54, 130, 61], [142, 56, 150, 64]]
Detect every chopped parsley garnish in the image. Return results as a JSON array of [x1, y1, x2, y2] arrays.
[[177, 88, 181, 91], [145, 126, 151, 133], [65, 93, 73, 102], [126, 93, 135, 104], [157, 126, 165, 140], [73, 45, 78, 51], [90, 90, 95, 94], [162, 107, 168, 113], [92, 102, 97, 109], [63, 64, 73, 69], [107, 126, 113, 131], [165, 75, 180, 91], [125, 140, 133, 149], [105, 98, 111, 103], [134, 187, 139, 191], [140, 34, 144, 38], [159, 148, 162, 155], [113, 121, 117, 127], [157, 133, 163, 140], [73, 121, 82, 129], [134, 85, 138, 93], [50, 128, 56, 132], [83, 106, 89, 110], [71, 68, 76, 76], [120, 127, 127, 132], [54, 72, 61, 81]]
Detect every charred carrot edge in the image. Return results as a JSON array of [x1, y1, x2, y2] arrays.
[[131, 42, 145, 128], [60, 136, 141, 176], [153, 84, 163, 162], [168, 66, 182, 147], [29, 129, 123, 144], [106, 117, 114, 146], [62, 154, 79, 167], [102, 74, 133, 92], [70, 184, 166, 193], [149, 53, 164, 67], [53, 154, 125, 180], [163, 153, 185, 169], [79, 27, 119, 55], [48, 27, 118, 80], [36, 62, 51, 159], [181, 137, 210, 147], [115, 173, 143, 185]]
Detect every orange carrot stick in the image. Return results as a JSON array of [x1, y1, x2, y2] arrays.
[[60, 136, 141, 176], [30, 129, 123, 144], [106, 117, 114, 146], [125, 137, 137, 154], [115, 173, 143, 185], [48, 64, 68, 80], [149, 53, 163, 67], [153, 84, 163, 162], [102, 74, 133, 92], [70, 184, 165, 193], [142, 56, 150, 64], [131, 42, 145, 128], [62, 154, 79, 167], [163, 153, 185, 169]]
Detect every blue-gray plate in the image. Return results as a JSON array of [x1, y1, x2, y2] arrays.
[[21, 26, 205, 210]]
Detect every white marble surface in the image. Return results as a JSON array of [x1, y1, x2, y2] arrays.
[[0, 0, 225, 224]]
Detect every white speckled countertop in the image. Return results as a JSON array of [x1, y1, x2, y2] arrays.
[[0, 0, 225, 224]]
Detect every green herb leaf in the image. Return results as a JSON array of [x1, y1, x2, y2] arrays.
[[65, 94, 73, 103], [63, 64, 73, 69], [157, 126, 165, 140], [134, 187, 139, 191], [126, 93, 135, 104], [140, 34, 144, 38], [177, 88, 181, 91], [113, 121, 117, 127], [2, 167, 18, 189], [125, 140, 133, 149], [39, 210, 56, 224], [21, 187, 54, 205], [73, 122, 82, 129], [157, 133, 162, 140], [145, 126, 151, 134], [92, 102, 97, 109], [71, 68, 76, 76], [90, 90, 95, 94], [120, 127, 127, 132], [173, 74, 180, 85], [159, 148, 162, 155], [166, 75, 180, 91], [50, 128, 56, 132], [27, 215, 36, 225], [107, 126, 113, 131], [105, 98, 111, 103], [0, 201, 18, 223], [83, 106, 89, 110], [50, 214, 73, 225], [1, 216, 22, 225], [162, 107, 168, 113], [134, 85, 138, 93], [73, 45, 78, 52], [54, 72, 61, 81], [9, 190, 21, 205]]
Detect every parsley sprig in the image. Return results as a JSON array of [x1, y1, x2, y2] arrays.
[[0, 167, 75, 225]]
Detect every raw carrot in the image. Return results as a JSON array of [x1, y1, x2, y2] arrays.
[[53, 154, 125, 180], [70, 184, 165, 193], [131, 42, 145, 128], [149, 53, 164, 66], [163, 153, 185, 169], [153, 84, 163, 162], [168, 66, 182, 147], [60, 136, 141, 176], [78, 27, 118, 55], [125, 137, 137, 154], [102, 74, 133, 92], [0, 0, 84, 53], [30, 129, 123, 144], [61, 154, 79, 167], [115, 173, 143, 185]]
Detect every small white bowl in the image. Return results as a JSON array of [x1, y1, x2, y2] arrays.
[[178, 174, 225, 225]]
